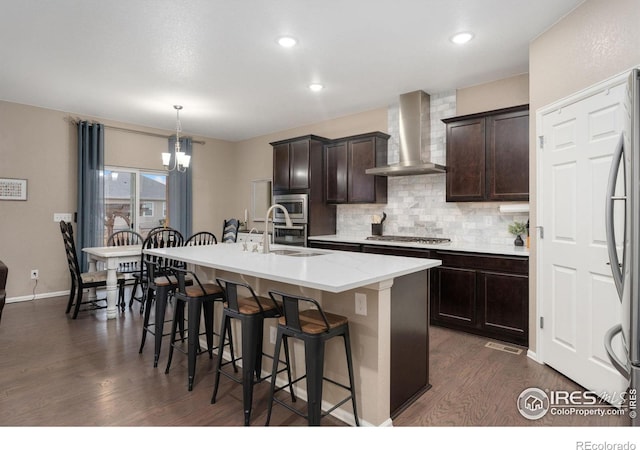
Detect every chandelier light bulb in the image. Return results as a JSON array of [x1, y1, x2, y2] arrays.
[[162, 105, 189, 172]]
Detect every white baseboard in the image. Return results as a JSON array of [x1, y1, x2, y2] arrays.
[[527, 348, 542, 363], [7, 290, 70, 304]]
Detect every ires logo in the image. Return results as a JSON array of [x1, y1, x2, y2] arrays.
[[549, 390, 601, 405], [517, 388, 630, 420]]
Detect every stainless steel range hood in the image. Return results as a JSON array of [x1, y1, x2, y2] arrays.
[[366, 90, 446, 176]]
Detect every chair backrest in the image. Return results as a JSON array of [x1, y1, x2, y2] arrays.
[[222, 219, 239, 243], [185, 231, 217, 246], [141, 228, 185, 280], [107, 230, 143, 272], [268, 290, 330, 334], [107, 230, 143, 246], [216, 277, 278, 314], [59, 220, 82, 281]]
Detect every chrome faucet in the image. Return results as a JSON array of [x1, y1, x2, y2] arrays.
[[262, 204, 292, 253]]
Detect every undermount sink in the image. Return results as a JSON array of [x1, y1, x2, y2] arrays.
[[270, 249, 324, 257]]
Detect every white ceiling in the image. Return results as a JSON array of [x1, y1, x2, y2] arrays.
[[0, 0, 584, 141]]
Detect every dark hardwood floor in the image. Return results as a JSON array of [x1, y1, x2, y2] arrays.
[[0, 292, 630, 435]]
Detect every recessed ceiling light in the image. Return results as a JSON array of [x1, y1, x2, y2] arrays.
[[277, 36, 298, 48], [450, 32, 474, 45], [309, 83, 324, 92]]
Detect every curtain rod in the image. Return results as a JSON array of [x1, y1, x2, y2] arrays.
[[65, 116, 205, 145]]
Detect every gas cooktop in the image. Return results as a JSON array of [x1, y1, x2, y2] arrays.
[[366, 235, 451, 244]]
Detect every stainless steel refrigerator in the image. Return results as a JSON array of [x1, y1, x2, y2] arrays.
[[605, 68, 640, 426]]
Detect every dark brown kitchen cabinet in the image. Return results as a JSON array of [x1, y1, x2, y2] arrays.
[[271, 135, 330, 192], [430, 250, 529, 346], [443, 105, 529, 202], [324, 140, 348, 203], [324, 132, 389, 204], [308, 240, 362, 252], [431, 266, 477, 327]]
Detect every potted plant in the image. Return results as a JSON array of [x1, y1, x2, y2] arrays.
[[508, 221, 527, 247]]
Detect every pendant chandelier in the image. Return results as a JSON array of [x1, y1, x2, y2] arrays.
[[162, 105, 191, 172]]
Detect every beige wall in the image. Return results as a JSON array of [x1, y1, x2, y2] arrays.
[[0, 100, 235, 299], [456, 73, 529, 115], [529, 0, 640, 351]]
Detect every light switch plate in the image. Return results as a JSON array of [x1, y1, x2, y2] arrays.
[[53, 213, 73, 222]]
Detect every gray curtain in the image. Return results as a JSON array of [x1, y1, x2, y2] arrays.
[[77, 121, 105, 271], [167, 136, 193, 238]]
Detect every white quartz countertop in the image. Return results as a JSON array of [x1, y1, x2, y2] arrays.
[[144, 243, 441, 293], [308, 235, 530, 257]]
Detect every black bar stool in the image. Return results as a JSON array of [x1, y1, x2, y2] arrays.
[[139, 257, 184, 367], [164, 267, 236, 391], [137, 228, 189, 368], [211, 278, 294, 426], [265, 290, 360, 426]]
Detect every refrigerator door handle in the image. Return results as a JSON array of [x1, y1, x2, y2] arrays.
[[604, 324, 631, 380], [605, 132, 626, 300]]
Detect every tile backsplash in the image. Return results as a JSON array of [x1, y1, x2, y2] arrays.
[[336, 90, 529, 246]]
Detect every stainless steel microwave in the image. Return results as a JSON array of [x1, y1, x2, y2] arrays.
[[272, 193, 308, 224]]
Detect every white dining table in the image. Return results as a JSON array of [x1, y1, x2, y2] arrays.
[[82, 245, 142, 319]]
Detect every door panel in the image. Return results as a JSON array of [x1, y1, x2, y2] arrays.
[[540, 81, 628, 405]]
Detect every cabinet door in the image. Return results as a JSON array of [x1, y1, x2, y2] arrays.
[[289, 140, 310, 190], [348, 137, 376, 203], [325, 141, 348, 203], [446, 118, 486, 202], [486, 110, 529, 201], [430, 266, 477, 328], [273, 143, 290, 191], [479, 271, 528, 345]]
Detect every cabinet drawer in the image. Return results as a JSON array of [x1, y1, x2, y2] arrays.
[[434, 251, 528, 275], [308, 241, 361, 252], [362, 245, 433, 259]]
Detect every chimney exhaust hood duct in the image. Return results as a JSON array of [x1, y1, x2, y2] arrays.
[[366, 90, 446, 176]]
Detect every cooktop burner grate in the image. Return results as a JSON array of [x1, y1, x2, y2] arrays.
[[366, 235, 451, 244]]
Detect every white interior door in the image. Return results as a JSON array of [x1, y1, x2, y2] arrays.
[[539, 79, 628, 406]]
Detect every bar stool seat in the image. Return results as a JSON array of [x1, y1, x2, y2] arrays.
[[211, 278, 294, 426], [164, 267, 235, 391], [265, 290, 360, 426]]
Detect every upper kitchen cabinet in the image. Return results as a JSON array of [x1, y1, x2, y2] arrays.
[[443, 105, 529, 202], [271, 135, 330, 192], [325, 132, 389, 204]]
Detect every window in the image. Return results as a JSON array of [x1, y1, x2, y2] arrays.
[[140, 202, 154, 217], [104, 168, 167, 244]]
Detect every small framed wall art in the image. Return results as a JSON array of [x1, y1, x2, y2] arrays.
[[0, 178, 28, 201]]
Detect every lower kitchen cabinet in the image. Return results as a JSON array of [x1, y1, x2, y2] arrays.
[[430, 251, 528, 346]]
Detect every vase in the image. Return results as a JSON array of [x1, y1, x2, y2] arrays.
[[514, 235, 524, 247]]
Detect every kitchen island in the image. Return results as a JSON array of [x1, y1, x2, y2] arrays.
[[144, 242, 441, 426]]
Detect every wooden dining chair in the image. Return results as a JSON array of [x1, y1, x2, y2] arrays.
[[221, 219, 239, 243], [107, 229, 144, 312], [0, 259, 7, 325], [185, 231, 218, 246], [59, 220, 126, 319]]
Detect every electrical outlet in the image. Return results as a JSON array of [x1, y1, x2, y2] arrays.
[[30, 269, 39, 280], [269, 326, 277, 344], [355, 292, 367, 316]]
